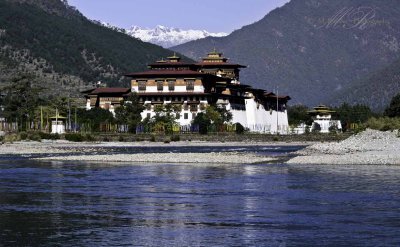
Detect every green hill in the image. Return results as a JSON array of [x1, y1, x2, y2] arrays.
[[172, 0, 400, 110], [0, 0, 189, 97]]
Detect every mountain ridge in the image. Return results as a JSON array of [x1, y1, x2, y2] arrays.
[[125, 25, 227, 48], [172, 0, 400, 110]]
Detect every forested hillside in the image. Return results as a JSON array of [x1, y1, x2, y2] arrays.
[[330, 57, 400, 111], [172, 0, 400, 110], [0, 0, 188, 97]]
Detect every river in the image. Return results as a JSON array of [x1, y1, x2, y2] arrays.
[[1, 145, 400, 246]]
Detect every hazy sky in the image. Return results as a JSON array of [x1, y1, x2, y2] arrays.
[[68, 0, 289, 33]]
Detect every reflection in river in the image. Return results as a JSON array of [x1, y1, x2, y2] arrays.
[[1, 158, 400, 246]]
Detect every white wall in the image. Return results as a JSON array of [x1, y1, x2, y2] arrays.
[[313, 119, 342, 133], [244, 98, 289, 134], [231, 109, 247, 127], [51, 121, 65, 134]]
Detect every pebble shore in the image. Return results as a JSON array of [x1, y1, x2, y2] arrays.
[[0, 140, 281, 164], [34, 152, 276, 164], [287, 129, 400, 165]]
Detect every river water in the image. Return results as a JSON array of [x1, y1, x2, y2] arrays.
[[1, 146, 400, 246]]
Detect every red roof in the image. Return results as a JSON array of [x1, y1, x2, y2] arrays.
[[85, 88, 130, 95], [148, 62, 195, 67], [196, 62, 246, 68], [125, 70, 204, 77], [125, 70, 231, 82], [264, 93, 291, 100]]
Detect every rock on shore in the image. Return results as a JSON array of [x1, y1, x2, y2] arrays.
[[287, 129, 400, 165]]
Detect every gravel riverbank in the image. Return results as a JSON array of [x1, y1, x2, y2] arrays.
[[0, 140, 294, 164], [34, 152, 276, 164], [287, 129, 400, 165]]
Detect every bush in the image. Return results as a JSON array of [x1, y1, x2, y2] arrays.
[[28, 132, 41, 142], [171, 135, 180, 142], [85, 134, 95, 142], [366, 117, 400, 131], [328, 124, 338, 133], [150, 135, 156, 142], [312, 123, 321, 133], [305, 126, 310, 135], [19, 132, 28, 140], [4, 134, 20, 143], [118, 136, 125, 142], [39, 132, 60, 140], [235, 123, 245, 134], [65, 133, 85, 142]]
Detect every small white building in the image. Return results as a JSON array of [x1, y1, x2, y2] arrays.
[[308, 105, 342, 133], [50, 113, 66, 134]]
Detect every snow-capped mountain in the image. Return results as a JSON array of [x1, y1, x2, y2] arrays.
[[126, 25, 228, 48]]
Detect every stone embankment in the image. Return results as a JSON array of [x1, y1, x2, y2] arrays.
[[287, 129, 400, 165]]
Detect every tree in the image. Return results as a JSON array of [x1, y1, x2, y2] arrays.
[[192, 105, 232, 134], [115, 93, 145, 133], [2, 74, 43, 129], [144, 103, 181, 134], [192, 112, 211, 134], [334, 103, 375, 131], [384, 93, 400, 118], [77, 108, 114, 132], [215, 106, 232, 124], [287, 105, 312, 126]]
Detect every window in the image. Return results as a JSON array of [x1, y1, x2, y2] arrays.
[[146, 113, 151, 119], [184, 113, 188, 119], [190, 104, 198, 112], [168, 80, 175, 91], [192, 112, 197, 119], [183, 104, 189, 111], [156, 80, 163, 91], [175, 113, 180, 119], [185, 79, 195, 91], [138, 80, 147, 91]]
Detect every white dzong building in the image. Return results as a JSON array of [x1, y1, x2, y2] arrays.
[[126, 51, 290, 133], [84, 51, 291, 133]]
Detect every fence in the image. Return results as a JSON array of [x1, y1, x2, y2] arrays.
[[0, 120, 238, 135], [135, 124, 200, 134], [0, 122, 18, 132]]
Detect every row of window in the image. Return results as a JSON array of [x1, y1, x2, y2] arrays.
[[138, 79, 195, 91], [140, 96, 205, 102], [145, 104, 203, 112], [146, 112, 197, 120]]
